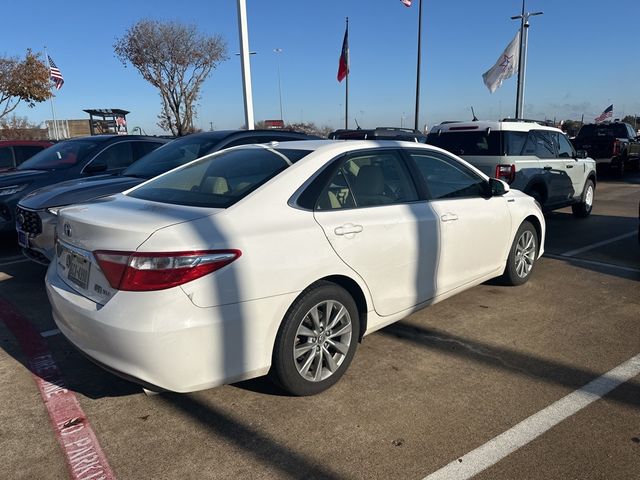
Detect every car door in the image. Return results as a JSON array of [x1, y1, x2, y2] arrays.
[[553, 132, 586, 199], [532, 130, 573, 204], [313, 149, 439, 317], [408, 150, 512, 295]]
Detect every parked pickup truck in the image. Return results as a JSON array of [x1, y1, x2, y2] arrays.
[[571, 122, 640, 175]]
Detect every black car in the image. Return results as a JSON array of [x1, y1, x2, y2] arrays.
[[16, 129, 318, 263], [571, 122, 640, 175], [0, 135, 169, 234], [328, 127, 427, 142]]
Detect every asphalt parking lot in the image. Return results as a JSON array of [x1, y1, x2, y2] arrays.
[[1, 172, 638, 480]]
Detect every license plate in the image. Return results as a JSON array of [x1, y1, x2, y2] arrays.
[[59, 244, 91, 290], [17, 229, 28, 248]]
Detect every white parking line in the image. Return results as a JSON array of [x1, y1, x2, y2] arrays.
[[561, 231, 636, 257], [422, 354, 640, 480], [544, 253, 640, 274], [41, 328, 61, 338]]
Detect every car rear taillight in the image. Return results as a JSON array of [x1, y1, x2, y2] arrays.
[[613, 139, 622, 156], [94, 250, 241, 291], [495, 164, 516, 184]]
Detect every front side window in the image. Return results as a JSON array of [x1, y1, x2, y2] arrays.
[[554, 132, 575, 158], [91, 142, 134, 170], [410, 151, 486, 200], [128, 147, 311, 208], [316, 151, 418, 209]]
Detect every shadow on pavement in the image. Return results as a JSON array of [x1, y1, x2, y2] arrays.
[[158, 392, 343, 480], [381, 321, 640, 409]]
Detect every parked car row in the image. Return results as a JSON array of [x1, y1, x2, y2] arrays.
[[0, 124, 554, 396]]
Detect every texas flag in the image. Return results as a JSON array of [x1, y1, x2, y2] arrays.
[[337, 26, 349, 82]]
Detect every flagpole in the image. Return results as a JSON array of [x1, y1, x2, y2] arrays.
[[345, 17, 349, 130], [414, 0, 423, 131], [512, 1, 542, 119], [43, 47, 59, 141]]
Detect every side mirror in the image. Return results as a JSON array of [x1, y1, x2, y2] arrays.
[[84, 161, 108, 174], [575, 150, 588, 159], [488, 177, 509, 196]]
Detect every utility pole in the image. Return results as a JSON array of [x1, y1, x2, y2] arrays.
[[236, 0, 255, 129], [273, 48, 284, 122], [512, 0, 543, 119], [414, 0, 424, 131]]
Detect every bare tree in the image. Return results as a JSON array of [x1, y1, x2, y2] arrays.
[[114, 20, 227, 136], [0, 114, 46, 140], [0, 49, 52, 120]]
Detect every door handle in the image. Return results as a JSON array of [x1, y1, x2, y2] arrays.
[[565, 164, 574, 169], [440, 213, 459, 222], [334, 224, 363, 235], [543, 166, 552, 171]]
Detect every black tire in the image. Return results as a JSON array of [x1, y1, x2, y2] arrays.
[[271, 282, 360, 396], [613, 157, 626, 177], [500, 221, 538, 286], [571, 179, 595, 218]]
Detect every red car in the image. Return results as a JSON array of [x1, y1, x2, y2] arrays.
[[0, 140, 55, 171]]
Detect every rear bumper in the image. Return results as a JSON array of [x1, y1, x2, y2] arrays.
[[46, 264, 298, 392]]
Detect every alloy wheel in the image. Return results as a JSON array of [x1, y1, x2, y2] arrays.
[[293, 300, 353, 382], [515, 230, 536, 278]]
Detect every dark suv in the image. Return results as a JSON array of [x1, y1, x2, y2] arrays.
[[328, 127, 427, 142], [0, 140, 55, 172], [571, 122, 640, 175], [0, 135, 169, 235], [17, 129, 317, 263]]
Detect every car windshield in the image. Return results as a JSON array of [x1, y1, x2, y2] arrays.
[[18, 140, 101, 171], [123, 133, 228, 179], [426, 130, 502, 156], [128, 147, 312, 208], [576, 124, 628, 138]]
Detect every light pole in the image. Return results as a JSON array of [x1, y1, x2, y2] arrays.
[[236, 0, 255, 130], [273, 48, 284, 123], [512, 0, 543, 119]]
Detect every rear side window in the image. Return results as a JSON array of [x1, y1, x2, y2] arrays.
[[533, 131, 556, 159], [425, 130, 502, 156], [577, 124, 627, 138], [128, 147, 311, 208], [316, 151, 418, 209]]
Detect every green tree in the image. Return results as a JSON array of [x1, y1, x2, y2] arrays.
[[0, 50, 52, 120], [114, 20, 228, 136]]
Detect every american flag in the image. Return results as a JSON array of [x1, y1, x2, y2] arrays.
[[594, 104, 613, 123], [48, 55, 64, 90], [400, 0, 412, 6]]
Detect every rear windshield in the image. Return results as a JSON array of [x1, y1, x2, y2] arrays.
[[576, 124, 628, 138], [426, 130, 502, 156], [18, 140, 101, 171], [128, 147, 311, 208]]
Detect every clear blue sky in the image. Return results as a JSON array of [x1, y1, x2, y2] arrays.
[[6, 0, 640, 133]]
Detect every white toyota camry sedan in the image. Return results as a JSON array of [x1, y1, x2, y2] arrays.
[[46, 140, 545, 396]]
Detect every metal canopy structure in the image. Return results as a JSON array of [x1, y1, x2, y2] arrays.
[[84, 109, 130, 135]]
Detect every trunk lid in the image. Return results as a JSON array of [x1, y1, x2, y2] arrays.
[[55, 194, 220, 304]]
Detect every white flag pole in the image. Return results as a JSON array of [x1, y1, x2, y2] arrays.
[[43, 47, 59, 140]]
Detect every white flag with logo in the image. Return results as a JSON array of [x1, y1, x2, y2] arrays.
[[482, 31, 520, 93]]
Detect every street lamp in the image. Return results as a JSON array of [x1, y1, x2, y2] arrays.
[[273, 48, 284, 122]]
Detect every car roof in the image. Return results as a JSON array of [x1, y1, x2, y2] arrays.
[[0, 140, 54, 146], [429, 120, 564, 134]]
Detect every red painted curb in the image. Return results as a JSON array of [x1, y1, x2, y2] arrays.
[[0, 298, 116, 480]]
